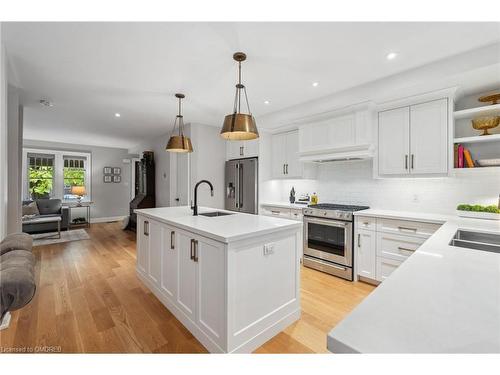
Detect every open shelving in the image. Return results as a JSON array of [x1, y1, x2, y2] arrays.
[[453, 103, 500, 120], [454, 133, 500, 144]]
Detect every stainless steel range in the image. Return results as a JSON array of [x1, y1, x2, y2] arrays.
[[303, 203, 369, 280]]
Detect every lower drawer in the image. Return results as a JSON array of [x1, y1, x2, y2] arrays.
[[376, 257, 403, 282], [261, 206, 291, 219], [376, 232, 426, 261]]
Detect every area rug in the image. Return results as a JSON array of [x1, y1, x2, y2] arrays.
[[32, 229, 90, 246]]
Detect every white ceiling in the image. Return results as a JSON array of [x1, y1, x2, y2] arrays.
[[3, 22, 500, 149]]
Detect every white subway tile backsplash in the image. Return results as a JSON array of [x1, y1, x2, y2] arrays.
[[261, 160, 500, 214]]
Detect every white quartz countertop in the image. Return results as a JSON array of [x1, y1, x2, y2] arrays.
[[328, 213, 500, 353], [135, 206, 302, 243], [260, 202, 309, 210], [354, 208, 453, 224]]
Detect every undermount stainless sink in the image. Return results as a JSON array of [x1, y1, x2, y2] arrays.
[[199, 211, 234, 217], [449, 230, 500, 254]]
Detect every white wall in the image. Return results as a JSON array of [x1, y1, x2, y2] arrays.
[[23, 139, 133, 220], [130, 122, 225, 210], [6, 86, 22, 233], [0, 25, 7, 239], [189, 123, 226, 209], [261, 160, 500, 215]]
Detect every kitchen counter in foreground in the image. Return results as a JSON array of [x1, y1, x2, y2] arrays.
[[328, 209, 500, 353]]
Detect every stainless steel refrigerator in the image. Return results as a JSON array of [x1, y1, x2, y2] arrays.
[[225, 157, 258, 214]]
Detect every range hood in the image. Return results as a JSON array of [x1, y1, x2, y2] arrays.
[[299, 144, 375, 163]]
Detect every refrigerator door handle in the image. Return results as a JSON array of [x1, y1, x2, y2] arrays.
[[239, 163, 243, 209], [235, 163, 239, 208]]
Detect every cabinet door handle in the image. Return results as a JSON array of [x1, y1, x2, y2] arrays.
[[194, 240, 199, 262], [170, 231, 175, 250], [240, 146, 243, 156], [190, 239, 195, 260], [144, 221, 149, 236], [357, 233, 361, 248], [398, 226, 417, 232], [285, 164, 288, 174], [271, 210, 280, 215], [398, 246, 416, 253], [405, 155, 408, 170], [283, 164, 285, 175], [411, 154, 414, 169]]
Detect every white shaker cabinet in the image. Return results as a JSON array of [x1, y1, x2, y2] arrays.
[[356, 228, 376, 280], [378, 107, 410, 176], [137, 216, 150, 275], [226, 139, 259, 160], [377, 98, 448, 177], [271, 130, 313, 179], [160, 225, 178, 300], [410, 99, 448, 174]]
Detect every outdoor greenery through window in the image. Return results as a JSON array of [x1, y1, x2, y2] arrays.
[[64, 157, 86, 200], [28, 154, 55, 199]]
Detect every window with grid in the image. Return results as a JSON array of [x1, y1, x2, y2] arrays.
[[63, 156, 87, 200], [27, 153, 55, 199]]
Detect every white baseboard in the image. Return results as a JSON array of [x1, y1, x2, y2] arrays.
[[90, 216, 126, 224], [0, 312, 11, 330]]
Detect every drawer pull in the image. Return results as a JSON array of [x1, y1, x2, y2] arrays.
[[358, 233, 361, 248], [363, 222, 369, 226], [144, 221, 149, 236], [170, 231, 175, 250], [271, 210, 281, 215], [398, 226, 417, 232], [398, 246, 416, 252]]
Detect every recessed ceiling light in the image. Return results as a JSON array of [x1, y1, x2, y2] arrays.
[[312, 82, 319, 87], [386, 52, 398, 60], [39, 99, 54, 107], [114, 113, 121, 118], [264, 100, 270, 105]]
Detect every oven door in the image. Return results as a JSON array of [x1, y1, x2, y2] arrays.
[[303, 216, 352, 267]]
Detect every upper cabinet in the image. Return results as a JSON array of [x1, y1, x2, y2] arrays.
[[297, 107, 375, 162], [377, 98, 449, 177], [271, 130, 315, 179], [226, 139, 259, 160]]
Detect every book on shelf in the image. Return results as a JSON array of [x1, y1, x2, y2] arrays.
[[457, 144, 464, 168], [464, 148, 475, 168]]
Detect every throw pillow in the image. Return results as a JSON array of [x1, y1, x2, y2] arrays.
[[22, 201, 39, 216]]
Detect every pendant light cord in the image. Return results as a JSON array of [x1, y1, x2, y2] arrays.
[[232, 59, 252, 115]]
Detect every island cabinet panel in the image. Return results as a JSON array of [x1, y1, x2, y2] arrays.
[[196, 237, 226, 347], [147, 220, 162, 285], [177, 230, 197, 322], [160, 225, 178, 299], [227, 232, 300, 350], [136, 216, 150, 275]]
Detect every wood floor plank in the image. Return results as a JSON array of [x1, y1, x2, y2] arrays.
[[0, 222, 375, 353]]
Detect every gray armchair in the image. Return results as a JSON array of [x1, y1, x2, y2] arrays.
[[0, 233, 36, 325], [22, 199, 69, 233]]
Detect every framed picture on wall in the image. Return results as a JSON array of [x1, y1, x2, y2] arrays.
[[113, 167, 121, 175], [103, 167, 112, 174], [113, 175, 121, 183], [103, 175, 112, 183]]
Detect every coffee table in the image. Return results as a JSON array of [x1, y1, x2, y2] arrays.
[[22, 216, 61, 239]]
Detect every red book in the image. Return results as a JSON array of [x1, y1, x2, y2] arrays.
[[457, 144, 464, 168]]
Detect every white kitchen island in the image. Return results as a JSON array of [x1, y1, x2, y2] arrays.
[[134, 206, 302, 353]]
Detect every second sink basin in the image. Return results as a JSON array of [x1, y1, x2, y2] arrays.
[[450, 230, 500, 254], [199, 211, 234, 217]]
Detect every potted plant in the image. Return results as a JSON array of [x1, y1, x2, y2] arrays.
[[456, 204, 500, 220]]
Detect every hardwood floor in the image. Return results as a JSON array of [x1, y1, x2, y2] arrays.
[[0, 222, 375, 353]]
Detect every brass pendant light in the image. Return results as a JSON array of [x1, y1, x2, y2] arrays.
[[220, 52, 259, 141], [166, 93, 193, 153]]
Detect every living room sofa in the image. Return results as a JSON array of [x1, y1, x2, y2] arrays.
[[22, 199, 69, 234]]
